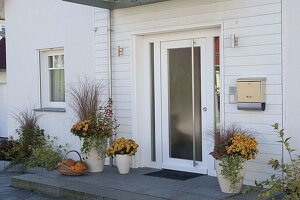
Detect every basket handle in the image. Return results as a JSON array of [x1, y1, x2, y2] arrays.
[[63, 150, 82, 162]]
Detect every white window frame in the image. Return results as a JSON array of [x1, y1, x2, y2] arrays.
[[39, 49, 65, 108]]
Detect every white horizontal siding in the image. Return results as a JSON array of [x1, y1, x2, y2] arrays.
[[94, 0, 282, 185]]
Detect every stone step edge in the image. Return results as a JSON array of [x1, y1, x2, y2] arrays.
[[11, 174, 117, 200]]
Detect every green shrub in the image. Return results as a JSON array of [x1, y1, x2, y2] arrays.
[[27, 135, 68, 170], [3, 110, 46, 168], [0, 137, 22, 161], [5, 109, 68, 171], [255, 123, 300, 200]]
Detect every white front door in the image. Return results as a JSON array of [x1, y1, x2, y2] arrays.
[[161, 38, 215, 174]]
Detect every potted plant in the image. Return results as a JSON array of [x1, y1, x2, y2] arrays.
[[210, 126, 258, 193], [71, 99, 118, 172], [107, 137, 139, 174], [68, 79, 118, 172]]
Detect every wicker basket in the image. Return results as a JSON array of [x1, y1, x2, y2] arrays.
[[56, 150, 86, 176]]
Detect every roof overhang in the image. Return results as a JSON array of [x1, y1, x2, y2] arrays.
[[62, 0, 170, 10]]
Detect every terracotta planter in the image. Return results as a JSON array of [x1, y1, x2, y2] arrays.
[[116, 154, 131, 174], [215, 159, 246, 193]]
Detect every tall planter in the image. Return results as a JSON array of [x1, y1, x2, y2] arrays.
[[80, 141, 105, 173], [84, 147, 105, 172], [215, 159, 246, 193], [116, 154, 131, 174]]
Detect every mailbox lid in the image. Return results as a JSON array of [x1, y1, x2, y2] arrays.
[[237, 81, 262, 103]]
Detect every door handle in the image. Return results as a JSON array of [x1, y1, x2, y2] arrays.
[[203, 107, 207, 112]]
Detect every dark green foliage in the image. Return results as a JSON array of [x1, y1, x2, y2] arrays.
[[0, 137, 22, 161]]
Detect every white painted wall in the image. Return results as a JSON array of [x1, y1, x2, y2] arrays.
[[0, 0, 4, 20], [5, 0, 95, 153], [0, 71, 7, 137], [94, 0, 283, 185], [283, 0, 300, 156]]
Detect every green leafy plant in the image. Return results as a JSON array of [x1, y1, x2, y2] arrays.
[[27, 135, 68, 170], [255, 123, 300, 200], [219, 155, 245, 189]]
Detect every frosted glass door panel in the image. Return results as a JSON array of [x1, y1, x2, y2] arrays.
[[168, 47, 202, 161]]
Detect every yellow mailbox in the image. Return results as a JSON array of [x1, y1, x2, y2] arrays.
[[237, 78, 266, 111]]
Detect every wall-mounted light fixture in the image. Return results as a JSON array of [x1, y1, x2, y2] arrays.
[[118, 46, 124, 57], [230, 34, 238, 48]]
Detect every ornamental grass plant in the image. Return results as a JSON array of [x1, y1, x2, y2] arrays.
[[68, 78, 103, 121]]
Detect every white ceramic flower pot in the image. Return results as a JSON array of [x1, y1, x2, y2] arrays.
[[84, 147, 105, 172], [80, 140, 105, 173], [116, 154, 131, 174], [215, 159, 246, 194]]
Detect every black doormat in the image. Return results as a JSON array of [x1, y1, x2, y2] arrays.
[[144, 169, 205, 181]]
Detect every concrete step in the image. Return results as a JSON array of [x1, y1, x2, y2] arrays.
[[11, 174, 165, 200]]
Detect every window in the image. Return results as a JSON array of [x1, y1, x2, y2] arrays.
[[40, 49, 65, 108], [214, 37, 220, 128]]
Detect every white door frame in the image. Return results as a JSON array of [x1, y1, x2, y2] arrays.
[[132, 26, 223, 176]]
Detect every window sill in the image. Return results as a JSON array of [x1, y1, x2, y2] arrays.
[[34, 108, 66, 113]]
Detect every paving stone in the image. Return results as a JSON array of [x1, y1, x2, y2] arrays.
[[135, 186, 186, 199], [187, 186, 234, 199], [131, 195, 166, 200], [61, 182, 145, 200], [9, 167, 252, 200], [172, 193, 217, 200]]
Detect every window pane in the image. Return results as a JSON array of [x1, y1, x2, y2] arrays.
[[168, 47, 202, 161], [54, 55, 64, 68], [48, 56, 53, 68], [214, 37, 220, 128], [150, 43, 156, 162], [50, 69, 65, 102]]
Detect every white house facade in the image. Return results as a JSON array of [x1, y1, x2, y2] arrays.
[[4, 0, 300, 186], [0, 0, 6, 138]]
